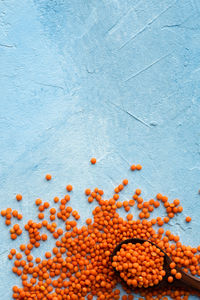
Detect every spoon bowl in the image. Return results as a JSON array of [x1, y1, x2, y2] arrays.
[[111, 238, 200, 291]]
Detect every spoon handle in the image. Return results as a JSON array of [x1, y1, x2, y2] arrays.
[[179, 269, 200, 291]]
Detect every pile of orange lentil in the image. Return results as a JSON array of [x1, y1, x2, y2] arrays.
[[1, 161, 199, 300], [112, 242, 166, 288]]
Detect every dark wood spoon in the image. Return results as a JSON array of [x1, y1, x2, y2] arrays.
[[111, 238, 200, 292]]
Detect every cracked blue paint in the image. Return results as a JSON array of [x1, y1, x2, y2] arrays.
[[0, 0, 200, 299]]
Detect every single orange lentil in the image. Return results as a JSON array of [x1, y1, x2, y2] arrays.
[[16, 194, 22, 201], [123, 179, 128, 186], [173, 199, 180, 206], [35, 198, 42, 206], [171, 268, 177, 275], [45, 174, 52, 181], [45, 252, 51, 259], [20, 244, 26, 251], [175, 272, 182, 279], [66, 184, 73, 192], [90, 158, 96, 164], [8, 254, 13, 260], [135, 189, 141, 195], [17, 214, 23, 220], [129, 199, 135, 206], [130, 164, 136, 171], [50, 208, 56, 215], [116, 201, 122, 208], [86, 218, 92, 225], [38, 213, 44, 219], [44, 202, 50, 209], [11, 234, 17, 240], [54, 196, 59, 203], [16, 253, 22, 260], [178, 206, 183, 213], [136, 164, 142, 170], [170, 262, 176, 269], [168, 276, 174, 283], [126, 214, 133, 220], [12, 210, 18, 218], [10, 249, 16, 255], [1, 210, 6, 217], [185, 216, 191, 223], [85, 189, 91, 196]]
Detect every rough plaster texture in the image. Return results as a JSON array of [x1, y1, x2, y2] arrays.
[[0, 0, 200, 298]]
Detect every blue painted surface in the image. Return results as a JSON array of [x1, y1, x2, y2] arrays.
[[0, 0, 200, 298]]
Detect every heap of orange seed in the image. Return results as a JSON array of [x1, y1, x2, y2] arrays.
[[112, 242, 166, 288], [0, 161, 199, 300]]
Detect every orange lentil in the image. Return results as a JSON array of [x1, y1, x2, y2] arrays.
[[129, 200, 135, 206], [66, 184, 73, 192], [112, 242, 165, 288], [136, 164, 142, 170], [38, 213, 44, 219], [50, 208, 56, 215], [135, 189, 141, 195], [45, 252, 51, 259], [178, 206, 183, 213], [85, 189, 91, 196], [45, 174, 52, 181], [35, 198, 42, 206], [1, 209, 6, 217], [44, 202, 50, 209], [54, 196, 59, 203], [168, 276, 174, 283], [17, 213, 23, 220], [16, 194, 22, 201], [123, 179, 128, 186], [12, 210, 18, 218], [11, 234, 17, 240], [175, 272, 182, 279], [185, 216, 191, 223], [126, 214, 133, 221], [116, 201, 122, 208], [10, 249, 16, 256], [90, 158, 96, 164], [130, 164, 136, 171]]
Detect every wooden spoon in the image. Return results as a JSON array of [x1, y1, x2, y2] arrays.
[[111, 238, 200, 291]]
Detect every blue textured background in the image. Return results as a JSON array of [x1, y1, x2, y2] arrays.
[[0, 0, 200, 299]]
